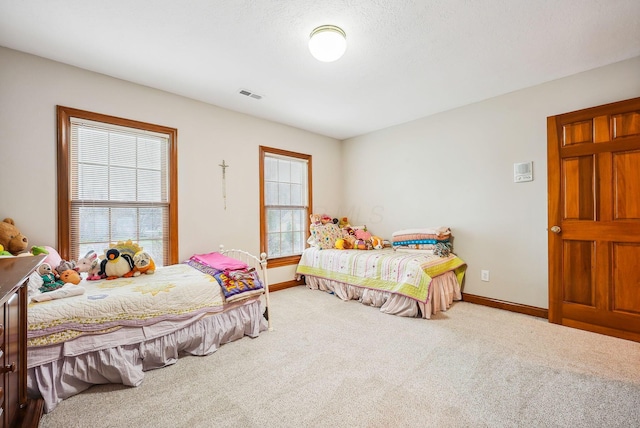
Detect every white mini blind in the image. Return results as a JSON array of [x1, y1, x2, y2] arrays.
[[69, 117, 170, 265]]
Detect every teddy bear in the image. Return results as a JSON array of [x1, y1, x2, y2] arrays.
[[310, 213, 322, 226], [0, 218, 28, 255]]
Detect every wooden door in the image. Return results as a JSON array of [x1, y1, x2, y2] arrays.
[[548, 97, 640, 342]]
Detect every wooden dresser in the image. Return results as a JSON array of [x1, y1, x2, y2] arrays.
[[0, 255, 45, 428]]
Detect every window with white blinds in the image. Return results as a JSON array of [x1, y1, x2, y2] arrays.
[[57, 106, 177, 266], [260, 146, 312, 264]]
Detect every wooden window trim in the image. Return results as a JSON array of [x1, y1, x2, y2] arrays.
[[56, 105, 179, 264], [259, 145, 312, 267]]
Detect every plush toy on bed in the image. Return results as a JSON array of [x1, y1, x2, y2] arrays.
[[320, 214, 333, 225], [37, 263, 66, 292], [0, 218, 28, 255], [100, 248, 135, 280], [56, 259, 76, 274], [59, 269, 81, 285], [86, 258, 104, 281], [335, 238, 354, 250], [370, 236, 384, 250], [76, 250, 97, 274], [310, 213, 322, 226], [132, 250, 156, 276], [355, 228, 372, 241]]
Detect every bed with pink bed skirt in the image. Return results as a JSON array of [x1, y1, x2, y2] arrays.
[[27, 247, 271, 413], [296, 247, 466, 318]]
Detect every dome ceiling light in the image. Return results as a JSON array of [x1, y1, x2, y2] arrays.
[[308, 25, 347, 62]]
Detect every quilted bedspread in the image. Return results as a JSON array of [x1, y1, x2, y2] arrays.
[[296, 247, 466, 303], [27, 263, 226, 347]]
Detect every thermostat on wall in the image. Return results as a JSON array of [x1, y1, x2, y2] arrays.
[[514, 161, 533, 183]]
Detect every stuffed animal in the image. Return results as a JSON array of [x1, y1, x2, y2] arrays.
[[42, 246, 63, 270], [335, 238, 353, 250], [339, 217, 350, 228], [310, 214, 321, 226], [0, 244, 11, 256], [370, 236, 384, 250], [76, 250, 97, 274], [355, 239, 368, 250], [355, 228, 372, 241], [100, 248, 135, 280], [56, 259, 76, 274], [344, 235, 356, 249], [132, 251, 156, 276], [342, 226, 355, 238], [30, 245, 48, 256], [0, 218, 28, 255], [37, 263, 65, 293], [320, 214, 332, 225], [59, 269, 81, 285], [86, 258, 104, 281]]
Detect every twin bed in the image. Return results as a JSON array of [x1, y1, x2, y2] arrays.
[[27, 247, 271, 413], [296, 247, 466, 318]]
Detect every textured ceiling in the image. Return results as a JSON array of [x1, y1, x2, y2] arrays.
[[1, 0, 639, 139]]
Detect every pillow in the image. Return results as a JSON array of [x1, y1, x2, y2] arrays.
[[42, 245, 62, 268], [310, 223, 343, 249]]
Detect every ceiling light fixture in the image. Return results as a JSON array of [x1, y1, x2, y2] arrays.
[[308, 25, 347, 62]]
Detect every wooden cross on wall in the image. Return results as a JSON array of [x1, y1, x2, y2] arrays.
[[219, 160, 229, 210]]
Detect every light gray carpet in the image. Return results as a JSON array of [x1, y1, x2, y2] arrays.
[[39, 286, 640, 428]]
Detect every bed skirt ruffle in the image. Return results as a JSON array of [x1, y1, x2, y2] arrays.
[[304, 271, 461, 319], [28, 299, 267, 413]]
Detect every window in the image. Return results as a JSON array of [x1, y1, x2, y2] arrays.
[[57, 106, 178, 266], [259, 146, 312, 267]]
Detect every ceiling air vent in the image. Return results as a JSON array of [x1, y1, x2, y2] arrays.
[[238, 89, 263, 100]]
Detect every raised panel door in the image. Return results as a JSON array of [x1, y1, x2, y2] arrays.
[[548, 97, 640, 342]]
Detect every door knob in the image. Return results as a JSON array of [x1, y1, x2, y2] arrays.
[[0, 362, 15, 374], [550, 226, 561, 234]]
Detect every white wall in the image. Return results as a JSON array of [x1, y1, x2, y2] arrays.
[[342, 56, 640, 308], [0, 47, 342, 284]]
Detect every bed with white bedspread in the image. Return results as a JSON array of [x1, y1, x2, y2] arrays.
[[27, 246, 271, 413]]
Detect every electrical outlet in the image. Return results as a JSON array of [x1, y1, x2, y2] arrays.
[[481, 270, 490, 282]]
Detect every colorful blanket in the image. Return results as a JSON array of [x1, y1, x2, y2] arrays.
[[185, 254, 264, 303], [392, 238, 450, 246], [296, 247, 466, 303], [28, 263, 226, 347]]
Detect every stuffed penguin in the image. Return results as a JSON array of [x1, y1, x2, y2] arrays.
[[100, 248, 135, 280]]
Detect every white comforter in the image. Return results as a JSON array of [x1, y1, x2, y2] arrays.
[[28, 263, 226, 347]]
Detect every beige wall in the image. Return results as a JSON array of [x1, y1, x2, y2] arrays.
[[2, 45, 639, 306], [0, 47, 342, 284], [341, 56, 640, 308]]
